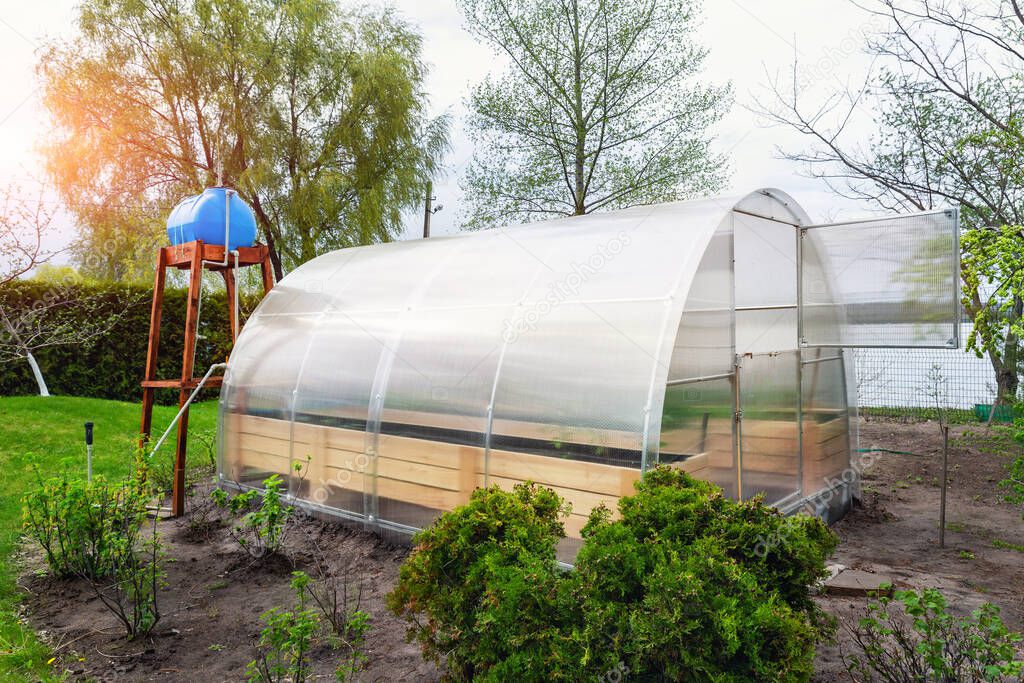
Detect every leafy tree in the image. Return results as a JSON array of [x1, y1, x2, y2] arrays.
[[457, 0, 731, 227], [40, 0, 450, 281], [756, 0, 1024, 401]]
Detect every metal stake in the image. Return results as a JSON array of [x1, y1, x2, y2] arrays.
[[939, 425, 949, 548], [85, 421, 94, 482]]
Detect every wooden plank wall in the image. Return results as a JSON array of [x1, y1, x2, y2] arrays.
[[225, 414, 710, 539], [224, 412, 848, 538]]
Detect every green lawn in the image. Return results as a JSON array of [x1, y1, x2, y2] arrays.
[[0, 395, 218, 681]]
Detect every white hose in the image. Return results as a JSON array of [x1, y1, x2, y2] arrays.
[[147, 362, 227, 459]]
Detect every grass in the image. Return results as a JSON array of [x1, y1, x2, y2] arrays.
[[0, 395, 217, 682]]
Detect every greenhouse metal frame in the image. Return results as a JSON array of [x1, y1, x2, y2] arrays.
[[217, 188, 960, 556]]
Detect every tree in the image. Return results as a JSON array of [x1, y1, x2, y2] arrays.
[[457, 0, 731, 227], [40, 0, 450, 281], [0, 188, 138, 395], [755, 0, 1024, 401]]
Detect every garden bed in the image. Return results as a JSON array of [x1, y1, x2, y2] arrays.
[[17, 416, 1024, 681]]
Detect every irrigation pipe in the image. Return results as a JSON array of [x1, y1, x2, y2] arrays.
[[856, 447, 918, 456], [147, 362, 226, 459]]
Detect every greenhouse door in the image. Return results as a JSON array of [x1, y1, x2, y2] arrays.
[[738, 351, 801, 506], [797, 209, 961, 349]]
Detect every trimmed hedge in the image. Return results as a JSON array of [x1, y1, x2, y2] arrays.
[[0, 280, 262, 404]]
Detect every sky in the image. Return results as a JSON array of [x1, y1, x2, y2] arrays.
[[0, 0, 885, 252]]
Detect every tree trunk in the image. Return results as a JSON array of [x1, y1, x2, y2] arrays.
[[248, 194, 285, 282], [571, 0, 586, 215], [997, 295, 1023, 403], [264, 230, 285, 283], [26, 352, 50, 397]]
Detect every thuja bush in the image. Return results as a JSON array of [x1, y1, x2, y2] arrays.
[[387, 482, 580, 681], [388, 467, 837, 682]]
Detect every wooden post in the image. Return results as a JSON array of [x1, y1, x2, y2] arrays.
[[172, 242, 205, 515], [260, 246, 274, 294], [139, 248, 168, 448]]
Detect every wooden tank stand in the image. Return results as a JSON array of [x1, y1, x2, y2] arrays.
[[139, 240, 274, 516]]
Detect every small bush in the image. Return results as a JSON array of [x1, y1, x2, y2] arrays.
[[86, 519, 165, 639], [845, 587, 1024, 682], [388, 467, 837, 682], [22, 459, 164, 638], [22, 466, 148, 579], [388, 482, 577, 680], [248, 572, 320, 683], [1002, 454, 1024, 519], [214, 474, 294, 560], [247, 571, 371, 683]]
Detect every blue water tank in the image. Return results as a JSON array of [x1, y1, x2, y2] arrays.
[[166, 187, 257, 250]]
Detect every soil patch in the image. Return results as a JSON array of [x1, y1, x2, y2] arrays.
[[21, 504, 439, 682], [812, 418, 1024, 681]]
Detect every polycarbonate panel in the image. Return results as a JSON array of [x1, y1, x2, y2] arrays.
[[287, 312, 396, 515], [800, 349, 852, 497], [507, 201, 722, 304], [255, 248, 362, 316], [736, 308, 798, 355], [668, 220, 734, 380], [490, 300, 664, 468], [800, 210, 960, 348], [739, 351, 800, 504], [659, 377, 736, 497], [374, 306, 509, 529], [220, 314, 318, 488], [734, 212, 797, 308], [734, 211, 799, 354]]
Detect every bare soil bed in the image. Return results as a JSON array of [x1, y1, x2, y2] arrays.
[[20, 515, 439, 682], [19, 417, 1024, 682], [812, 418, 1024, 681]]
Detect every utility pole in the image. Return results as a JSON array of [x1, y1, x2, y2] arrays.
[[423, 180, 433, 239], [422, 181, 442, 238]]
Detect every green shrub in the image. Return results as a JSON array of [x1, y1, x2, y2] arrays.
[[87, 518, 165, 639], [388, 467, 837, 682], [22, 466, 149, 579], [214, 474, 295, 560], [22, 459, 164, 638], [247, 570, 372, 683], [248, 572, 321, 683], [996, 409, 1024, 519], [845, 587, 1024, 682], [387, 482, 576, 681]]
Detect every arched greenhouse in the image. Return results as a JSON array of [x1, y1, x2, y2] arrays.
[[217, 188, 960, 557]]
